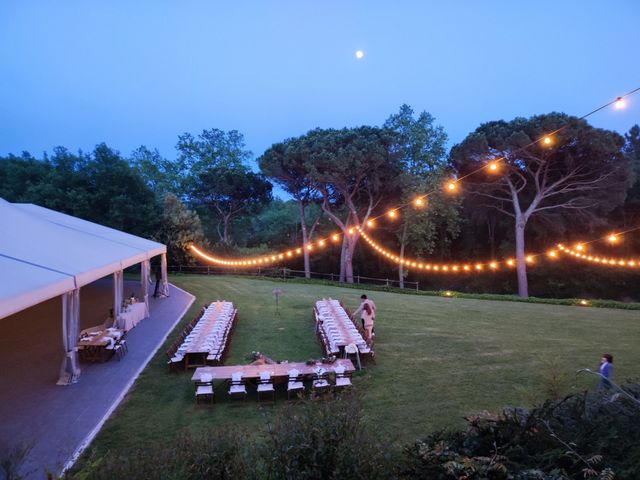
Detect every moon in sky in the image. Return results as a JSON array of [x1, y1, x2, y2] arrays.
[[355, 50, 364, 59]]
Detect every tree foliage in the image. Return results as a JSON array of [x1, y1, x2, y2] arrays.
[[177, 128, 272, 244], [301, 126, 403, 282], [260, 138, 323, 278], [0, 144, 159, 238], [451, 113, 630, 297], [384, 105, 460, 285], [154, 193, 208, 265]]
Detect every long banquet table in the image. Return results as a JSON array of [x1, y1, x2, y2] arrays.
[[315, 299, 369, 353], [178, 301, 236, 368], [191, 359, 355, 382]]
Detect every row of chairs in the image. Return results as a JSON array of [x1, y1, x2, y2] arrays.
[[106, 330, 128, 361], [166, 304, 235, 370], [78, 330, 128, 363], [316, 322, 368, 370], [195, 366, 353, 405]]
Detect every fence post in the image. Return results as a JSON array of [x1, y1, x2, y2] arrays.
[[357, 275, 360, 284], [330, 273, 334, 282], [179, 265, 182, 273], [416, 281, 419, 292], [386, 278, 389, 287], [207, 266, 210, 275]]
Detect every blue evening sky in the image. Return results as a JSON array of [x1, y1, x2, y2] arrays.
[[1, 1, 639, 174]]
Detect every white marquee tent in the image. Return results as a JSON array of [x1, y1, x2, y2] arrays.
[[0, 198, 169, 384]]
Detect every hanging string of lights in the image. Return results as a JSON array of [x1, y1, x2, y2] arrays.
[[555, 244, 639, 268], [359, 226, 640, 273], [189, 88, 640, 267], [548, 225, 640, 268], [357, 227, 534, 273]]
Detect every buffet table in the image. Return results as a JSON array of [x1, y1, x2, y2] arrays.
[[119, 302, 147, 331]]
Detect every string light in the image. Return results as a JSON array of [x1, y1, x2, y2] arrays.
[[387, 209, 397, 219], [487, 160, 500, 172], [367, 219, 375, 228], [608, 233, 619, 244], [543, 135, 552, 145], [575, 243, 584, 252], [332, 234, 340, 242], [357, 227, 531, 274], [614, 97, 626, 109], [414, 197, 425, 207], [557, 244, 639, 269], [446, 181, 458, 192]]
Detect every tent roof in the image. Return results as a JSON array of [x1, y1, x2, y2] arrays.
[[0, 199, 166, 319]]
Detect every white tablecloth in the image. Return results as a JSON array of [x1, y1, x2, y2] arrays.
[[119, 303, 147, 331]]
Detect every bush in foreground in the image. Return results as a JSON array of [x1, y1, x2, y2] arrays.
[[65, 385, 640, 479], [403, 383, 640, 479]]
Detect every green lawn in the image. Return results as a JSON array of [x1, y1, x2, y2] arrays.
[[78, 274, 640, 464]]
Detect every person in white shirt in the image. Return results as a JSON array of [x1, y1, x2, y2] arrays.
[[353, 294, 376, 338]]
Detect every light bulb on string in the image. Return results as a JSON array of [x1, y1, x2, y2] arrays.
[[366, 219, 375, 228], [332, 234, 340, 242], [487, 160, 500, 173], [543, 135, 552, 146], [575, 243, 584, 252], [614, 97, 626, 109], [608, 233, 619, 244], [446, 181, 458, 192], [387, 210, 397, 219], [414, 197, 425, 208]]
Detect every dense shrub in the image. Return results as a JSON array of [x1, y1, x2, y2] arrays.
[[67, 427, 252, 480], [402, 383, 640, 479], [67, 394, 395, 480], [261, 393, 396, 480]]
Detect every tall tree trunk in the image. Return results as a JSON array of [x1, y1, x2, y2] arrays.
[[339, 237, 347, 282], [344, 236, 357, 284], [515, 215, 529, 298], [297, 201, 311, 279], [398, 221, 408, 289], [223, 214, 230, 244]]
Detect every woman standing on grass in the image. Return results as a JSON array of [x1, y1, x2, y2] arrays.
[[362, 302, 375, 340]]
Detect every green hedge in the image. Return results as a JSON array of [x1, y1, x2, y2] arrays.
[[170, 272, 640, 310]]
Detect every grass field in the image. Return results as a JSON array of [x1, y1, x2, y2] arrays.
[[77, 274, 640, 465]]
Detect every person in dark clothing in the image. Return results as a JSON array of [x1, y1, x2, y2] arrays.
[[153, 264, 161, 298], [599, 353, 614, 390]]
